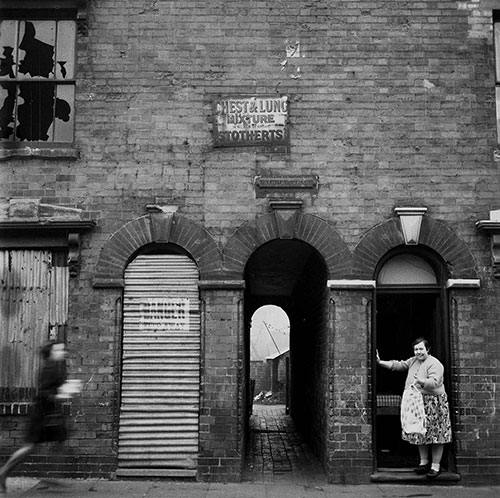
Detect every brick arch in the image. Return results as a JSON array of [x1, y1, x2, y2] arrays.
[[352, 216, 478, 280], [93, 213, 222, 287], [223, 211, 352, 279]]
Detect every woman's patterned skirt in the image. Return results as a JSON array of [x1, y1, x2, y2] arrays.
[[402, 392, 452, 445]]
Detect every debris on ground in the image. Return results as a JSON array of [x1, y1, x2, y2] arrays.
[[253, 390, 286, 404]]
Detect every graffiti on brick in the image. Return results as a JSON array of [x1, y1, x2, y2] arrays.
[[213, 96, 289, 147], [0, 20, 74, 142]]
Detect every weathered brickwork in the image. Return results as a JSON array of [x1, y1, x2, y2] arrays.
[[198, 286, 244, 481], [328, 290, 373, 483], [450, 290, 500, 483], [352, 217, 478, 279], [0, 0, 499, 485]]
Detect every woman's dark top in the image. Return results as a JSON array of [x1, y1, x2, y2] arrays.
[[28, 361, 67, 443]]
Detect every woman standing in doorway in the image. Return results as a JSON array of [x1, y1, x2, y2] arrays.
[[377, 337, 452, 479], [0, 341, 69, 493]]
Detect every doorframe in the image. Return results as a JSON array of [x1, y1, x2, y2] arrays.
[[371, 246, 453, 472]]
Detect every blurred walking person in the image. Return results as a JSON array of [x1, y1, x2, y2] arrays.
[[0, 341, 73, 493]]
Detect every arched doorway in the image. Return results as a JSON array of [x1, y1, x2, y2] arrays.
[[373, 247, 453, 472], [244, 239, 329, 475], [117, 245, 201, 477]]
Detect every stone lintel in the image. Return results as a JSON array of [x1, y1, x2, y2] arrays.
[[446, 279, 481, 289], [328, 279, 376, 290], [198, 280, 245, 290]]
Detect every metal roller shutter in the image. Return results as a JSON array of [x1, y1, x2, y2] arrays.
[[117, 254, 200, 477]]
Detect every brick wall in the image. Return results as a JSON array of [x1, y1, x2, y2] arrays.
[[328, 290, 373, 484], [451, 290, 500, 483], [250, 361, 270, 395], [1, 1, 496, 241], [198, 285, 244, 481]]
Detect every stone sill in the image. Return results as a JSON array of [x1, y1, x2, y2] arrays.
[[0, 144, 79, 161]]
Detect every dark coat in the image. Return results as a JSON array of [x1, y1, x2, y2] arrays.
[[28, 361, 67, 443]]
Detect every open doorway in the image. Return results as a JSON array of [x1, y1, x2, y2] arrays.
[[243, 239, 329, 481], [374, 249, 452, 473]]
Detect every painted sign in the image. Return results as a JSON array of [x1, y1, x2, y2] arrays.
[[213, 96, 289, 147], [139, 298, 190, 332]]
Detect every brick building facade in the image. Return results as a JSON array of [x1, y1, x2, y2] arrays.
[[1, 0, 500, 485]]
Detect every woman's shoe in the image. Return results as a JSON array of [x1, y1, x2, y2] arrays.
[[414, 463, 430, 475], [426, 468, 441, 479]]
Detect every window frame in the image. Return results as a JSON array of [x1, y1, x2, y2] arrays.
[[0, 4, 80, 159]]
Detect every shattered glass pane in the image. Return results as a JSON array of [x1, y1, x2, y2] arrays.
[[16, 82, 57, 141], [53, 84, 74, 142], [0, 20, 17, 79], [0, 82, 16, 140], [18, 21, 56, 79], [55, 21, 75, 79]]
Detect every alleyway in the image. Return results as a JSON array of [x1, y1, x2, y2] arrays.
[[243, 404, 326, 484]]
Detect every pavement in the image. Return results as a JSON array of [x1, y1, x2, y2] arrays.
[[2, 477, 500, 498]]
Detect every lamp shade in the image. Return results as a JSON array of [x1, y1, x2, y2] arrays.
[[394, 207, 428, 245]]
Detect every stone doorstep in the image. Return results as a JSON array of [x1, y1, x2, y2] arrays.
[[371, 469, 461, 483]]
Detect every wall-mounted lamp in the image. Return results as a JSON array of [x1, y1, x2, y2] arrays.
[[394, 207, 428, 245]]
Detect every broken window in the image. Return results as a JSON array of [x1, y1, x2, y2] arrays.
[[0, 19, 75, 142]]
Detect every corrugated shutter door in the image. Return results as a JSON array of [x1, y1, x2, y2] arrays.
[[118, 254, 200, 477]]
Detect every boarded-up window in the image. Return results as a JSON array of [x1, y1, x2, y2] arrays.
[[0, 249, 68, 401], [0, 19, 76, 142]]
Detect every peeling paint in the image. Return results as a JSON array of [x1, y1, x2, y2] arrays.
[[285, 40, 301, 58], [281, 39, 304, 79]]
